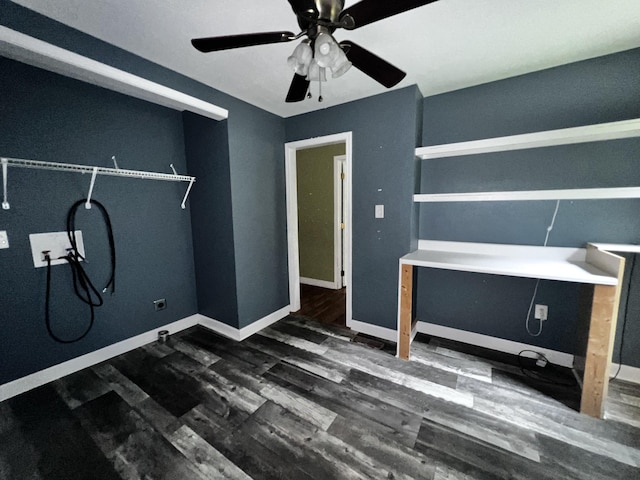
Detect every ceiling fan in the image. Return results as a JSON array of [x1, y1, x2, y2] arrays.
[[191, 0, 439, 103]]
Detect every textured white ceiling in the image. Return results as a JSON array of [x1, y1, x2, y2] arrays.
[[11, 0, 640, 118]]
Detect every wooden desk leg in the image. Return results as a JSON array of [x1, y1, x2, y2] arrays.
[[580, 284, 619, 418], [399, 264, 413, 360]]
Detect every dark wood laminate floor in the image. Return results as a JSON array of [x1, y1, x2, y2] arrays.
[[297, 284, 346, 327], [1, 316, 639, 480]]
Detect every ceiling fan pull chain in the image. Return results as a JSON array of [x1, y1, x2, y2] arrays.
[[318, 70, 323, 102]]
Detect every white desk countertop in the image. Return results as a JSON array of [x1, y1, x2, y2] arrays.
[[401, 241, 618, 286]]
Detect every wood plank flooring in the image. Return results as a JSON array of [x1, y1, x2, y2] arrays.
[[1, 315, 639, 479], [297, 284, 346, 326]]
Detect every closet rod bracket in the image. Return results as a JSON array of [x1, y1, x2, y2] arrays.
[[181, 178, 195, 210], [85, 167, 98, 209]]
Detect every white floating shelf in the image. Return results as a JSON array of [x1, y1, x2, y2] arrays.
[[0, 26, 228, 122], [414, 186, 640, 202], [415, 118, 640, 160]]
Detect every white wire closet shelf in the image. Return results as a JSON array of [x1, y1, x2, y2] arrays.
[[1, 156, 196, 210]]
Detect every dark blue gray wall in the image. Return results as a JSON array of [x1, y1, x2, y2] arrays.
[[183, 108, 288, 330], [228, 110, 288, 328], [0, 57, 197, 384], [0, 1, 289, 383], [183, 114, 238, 326], [417, 48, 640, 366], [286, 86, 423, 330]]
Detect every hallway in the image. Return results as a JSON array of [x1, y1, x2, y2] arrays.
[[296, 284, 346, 327]]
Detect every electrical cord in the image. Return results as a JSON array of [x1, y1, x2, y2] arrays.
[[517, 349, 576, 387], [525, 200, 561, 337], [611, 253, 636, 380], [44, 198, 116, 343]]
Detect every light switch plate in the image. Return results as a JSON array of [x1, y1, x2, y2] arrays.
[[375, 204, 384, 219], [0, 230, 8, 249], [29, 231, 85, 268]]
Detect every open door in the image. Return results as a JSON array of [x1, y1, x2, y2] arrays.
[[285, 132, 353, 324]]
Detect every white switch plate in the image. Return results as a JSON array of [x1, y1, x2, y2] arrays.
[[0, 230, 8, 249], [29, 231, 85, 268], [375, 204, 384, 219]]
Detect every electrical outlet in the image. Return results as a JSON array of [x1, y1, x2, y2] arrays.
[[0, 230, 8, 249], [154, 298, 167, 311], [534, 304, 548, 321]]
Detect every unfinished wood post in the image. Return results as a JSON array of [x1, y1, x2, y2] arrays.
[[579, 245, 625, 418], [580, 284, 621, 417], [399, 264, 413, 360]]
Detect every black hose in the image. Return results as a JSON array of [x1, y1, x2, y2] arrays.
[[44, 199, 116, 343], [45, 254, 95, 344], [67, 199, 116, 295]]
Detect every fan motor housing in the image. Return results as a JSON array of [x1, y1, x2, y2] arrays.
[[315, 0, 344, 22], [297, 0, 344, 34]]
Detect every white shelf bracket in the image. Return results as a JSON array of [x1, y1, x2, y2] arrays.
[[1, 157, 9, 210], [181, 178, 195, 210], [85, 167, 98, 209], [170, 164, 178, 176], [112, 156, 119, 170]]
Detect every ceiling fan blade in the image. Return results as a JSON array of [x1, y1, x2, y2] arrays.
[[341, 0, 439, 29], [192, 31, 295, 53], [340, 41, 406, 88], [286, 74, 310, 103]]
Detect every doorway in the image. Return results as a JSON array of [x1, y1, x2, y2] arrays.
[[285, 132, 352, 326]]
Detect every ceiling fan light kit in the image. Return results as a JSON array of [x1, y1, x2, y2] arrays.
[[307, 60, 327, 82], [287, 28, 352, 85], [191, 0, 438, 103], [287, 39, 313, 76]]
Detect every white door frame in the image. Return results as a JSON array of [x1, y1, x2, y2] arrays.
[[285, 132, 353, 324], [334, 155, 346, 289]]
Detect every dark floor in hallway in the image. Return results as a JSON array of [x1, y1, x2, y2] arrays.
[[297, 284, 346, 327], [1, 316, 639, 479]]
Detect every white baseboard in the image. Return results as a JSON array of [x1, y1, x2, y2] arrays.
[[196, 305, 290, 341], [416, 321, 575, 368], [347, 318, 397, 343], [300, 277, 339, 290], [196, 315, 244, 341], [610, 363, 640, 384], [0, 305, 292, 402], [238, 305, 291, 340], [0, 314, 200, 402]]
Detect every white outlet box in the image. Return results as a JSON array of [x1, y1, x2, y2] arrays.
[[0, 230, 8, 249], [534, 304, 548, 321], [29, 231, 85, 268]]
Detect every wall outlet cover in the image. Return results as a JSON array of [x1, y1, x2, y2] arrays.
[[534, 304, 548, 321]]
